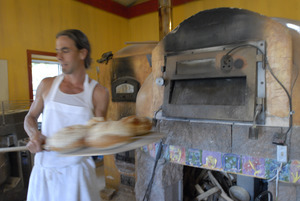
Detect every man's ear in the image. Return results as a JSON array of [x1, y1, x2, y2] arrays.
[[80, 48, 88, 60]]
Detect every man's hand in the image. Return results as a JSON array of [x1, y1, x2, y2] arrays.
[[26, 133, 46, 153]]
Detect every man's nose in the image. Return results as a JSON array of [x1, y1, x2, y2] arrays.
[[56, 52, 62, 60]]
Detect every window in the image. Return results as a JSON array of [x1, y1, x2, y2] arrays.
[[27, 50, 61, 124], [27, 50, 60, 100], [31, 60, 61, 100]]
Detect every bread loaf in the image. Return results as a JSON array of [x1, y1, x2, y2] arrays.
[[85, 115, 152, 148], [46, 115, 153, 151], [46, 125, 88, 152], [86, 117, 105, 126]]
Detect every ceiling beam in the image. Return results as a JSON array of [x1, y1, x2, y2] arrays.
[[77, 0, 196, 19]]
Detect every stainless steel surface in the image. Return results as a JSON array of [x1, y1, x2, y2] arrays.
[[162, 40, 265, 122], [160, 8, 268, 123]]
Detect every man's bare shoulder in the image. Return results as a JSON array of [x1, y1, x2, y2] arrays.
[[93, 83, 109, 97], [92, 83, 109, 117], [38, 76, 56, 98]]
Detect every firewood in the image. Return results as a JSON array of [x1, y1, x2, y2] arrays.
[[195, 186, 220, 201], [207, 171, 233, 201], [196, 169, 208, 184], [195, 184, 207, 201]]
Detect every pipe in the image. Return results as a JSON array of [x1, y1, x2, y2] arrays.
[[158, 0, 173, 40]]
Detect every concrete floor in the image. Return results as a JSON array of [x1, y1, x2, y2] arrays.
[[95, 163, 136, 201]]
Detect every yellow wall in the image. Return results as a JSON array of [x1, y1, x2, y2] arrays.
[[0, 0, 129, 101], [1, 0, 300, 101], [128, 12, 159, 42]]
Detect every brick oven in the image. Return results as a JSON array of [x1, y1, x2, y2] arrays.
[[135, 8, 300, 201]]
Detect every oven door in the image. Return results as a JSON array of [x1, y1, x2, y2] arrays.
[[162, 41, 265, 122]]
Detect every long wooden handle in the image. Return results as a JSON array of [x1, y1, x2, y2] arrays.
[[0, 145, 48, 153], [0, 146, 28, 153]]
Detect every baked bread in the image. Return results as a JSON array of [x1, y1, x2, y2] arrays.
[[46, 115, 153, 151], [85, 115, 152, 148], [119, 115, 153, 135], [46, 125, 88, 152], [86, 117, 105, 126]]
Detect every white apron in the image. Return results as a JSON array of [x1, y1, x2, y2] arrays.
[[27, 74, 100, 201]]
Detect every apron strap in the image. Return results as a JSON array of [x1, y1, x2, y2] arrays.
[[46, 75, 64, 103], [83, 74, 98, 111]]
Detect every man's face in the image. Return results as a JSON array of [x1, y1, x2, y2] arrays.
[[55, 36, 85, 74]]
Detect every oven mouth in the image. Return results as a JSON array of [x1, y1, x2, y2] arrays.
[[169, 76, 246, 106]]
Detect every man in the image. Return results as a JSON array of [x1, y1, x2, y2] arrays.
[[24, 29, 109, 201]]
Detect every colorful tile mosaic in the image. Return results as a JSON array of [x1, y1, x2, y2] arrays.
[[162, 144, 170, 160], [141, 142, 298, 183], [202, 150, 222, 170], [141, 145, 148, 153], [148, 143, 157, 158], [265, 159, 290, 182], [242, 156, 265, 178], [186, 148, 202, 167], [290, 160, 300, 184], [169, 145, 186, 164], [222, 153, 241, 173]]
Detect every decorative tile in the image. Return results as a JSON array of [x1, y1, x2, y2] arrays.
[[222, 153, 241, 173], [202, 150, 222, 170], [169, 145, 186, 164], [280, 163, 291, 182], [290, 160, 300, 184], [148, 143, 157, 158], [186, 148, 202, 167], [162, 144, 170, 161], [265, 159, 290, 182], [141, 145, 148, 152], [242, 156, 265, 178], [141, 144, 296, 183], [265, 158, 279, 180]]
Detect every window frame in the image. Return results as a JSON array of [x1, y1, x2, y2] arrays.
[[27, 50, 57, 100]]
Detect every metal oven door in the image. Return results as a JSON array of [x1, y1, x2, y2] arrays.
[[162, 41, 265, 122]]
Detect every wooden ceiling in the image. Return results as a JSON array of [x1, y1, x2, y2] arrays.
[[76, 0, 196, 18]]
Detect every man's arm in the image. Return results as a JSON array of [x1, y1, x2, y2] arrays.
[[24, 77, 53, 153], [92, 84, 109, 118]]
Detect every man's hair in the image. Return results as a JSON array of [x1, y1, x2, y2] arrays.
[[56, 29, 91, 69]]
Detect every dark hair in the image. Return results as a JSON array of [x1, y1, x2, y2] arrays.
[[56, 29, 91, 69]]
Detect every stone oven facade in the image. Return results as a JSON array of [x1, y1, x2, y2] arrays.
[[135, 8, 300, 201]]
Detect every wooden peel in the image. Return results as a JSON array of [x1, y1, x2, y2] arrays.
[[0, 146, 28, 153], [0, 145, 48, 153]]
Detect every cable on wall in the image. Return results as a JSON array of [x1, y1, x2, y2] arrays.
[[225, 43, 298, 200]]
